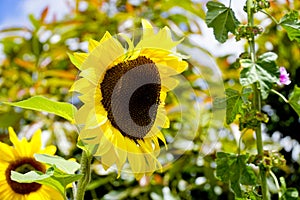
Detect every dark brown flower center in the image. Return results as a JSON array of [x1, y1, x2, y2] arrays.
[[100, 56, 161, 141], [6, 158, 46, 194]]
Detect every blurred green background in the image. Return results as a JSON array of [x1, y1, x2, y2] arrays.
[[0, 0, 299, 199]]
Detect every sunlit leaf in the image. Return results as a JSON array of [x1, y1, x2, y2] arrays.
[[205, 1, 240, 43], [3, 96, 76, 122], [11, 168, 65, 196], [240, 52, 279, 99], [279, 10, 300, 43], [225, 88, 251, 124], [34, 154, 80, 174], [216, 152, 257, 198], [11, 166, 83, 197]]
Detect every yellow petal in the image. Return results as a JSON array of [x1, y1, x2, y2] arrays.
[[156, 131, 167, 149], [79, 127, 100, 143], [79, 68, 99, 85], [99, 31, 112, 44], [136, 25, 181, 50], [112, 132, 127, 173], [118, 33, 134, 52], [141, 19, 154, 39], [126, 137, 147, 178], [30, 129, 42, 154], [70, 78, 92, 93], [88, 39, 100, 52], [155, 107, 169, 129], [39, 145, 57, 155], [43, 185, 65, 200], [8, 127, 26, 157], [95, 129, 112, 157], [0, 142, 16, 162], [27, 190, 44, 200], [101, 147, 116, 170], [68, 52, 88, 70]]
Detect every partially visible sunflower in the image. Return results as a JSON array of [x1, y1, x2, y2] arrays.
[[0, 127, 63, 200], [70, 20, 188, 179]]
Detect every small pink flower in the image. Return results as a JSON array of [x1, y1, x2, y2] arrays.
[[278, 67, 291, 85]]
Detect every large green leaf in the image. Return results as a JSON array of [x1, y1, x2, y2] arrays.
[[216, 152, 257, 198], [289, 86, 300, 117], [279, 10, 300, 43], [11, 166, 82, 198], [34, 154, 80, 174], [205, 1, 240, 43], [3, 96, 76, 122], [11, 168, 65, 197], [239, 52, 279, 99]]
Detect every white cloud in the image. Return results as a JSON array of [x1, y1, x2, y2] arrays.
[[21, 0, 73, 22]]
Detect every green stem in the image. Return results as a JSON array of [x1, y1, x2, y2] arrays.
[[271, 89, 289, 103], [238, 128, 248, 155], [270, 170, 282, 199], [260, 10, 279, 24], [246, 0, 269, 199], [74, 150, 93, 200]]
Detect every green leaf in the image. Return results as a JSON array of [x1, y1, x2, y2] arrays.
[[240, 52, 279, 99], [225, 88, 251, 124], [281, 188, 299, 200], [205, 1, 240, 43], [11, 167, 83, 198], [34, 154, 80, 174], [289, 86, 300, 117], [68, 52, 82, 70], [3, 96, 76, 122], [11, 169, 52, 182], [52, 169, 83, 189], [11, 168, 65, 196], [280, 177, 299, 199], [225, 89, 242, 124], [216, 152, 257, 198], [279, 10, 300, 43]]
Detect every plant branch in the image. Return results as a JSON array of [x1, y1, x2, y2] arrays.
[[246, 0, 269, 199], [270, 170, 282, 199], [74, 150, 93, 200], [260, 10, 279, 24], [271, 89, 289, 103]]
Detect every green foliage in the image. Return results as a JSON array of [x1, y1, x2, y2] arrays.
[[240, 52, 279, 99], [3, 96, 76, 122], [34, 154, 81, 174], [279, 11, 300, 43], [216, 152, 257, 198], [205, 1, 240, 43], [280, 177, 300, 200], [289, 85, 300, 117], [11, 167, 82, 198], [225, 88, 251, 124]]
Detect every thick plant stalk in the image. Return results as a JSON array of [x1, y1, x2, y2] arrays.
[[74, 150, 93, 200], [246, 0, 269, 199]]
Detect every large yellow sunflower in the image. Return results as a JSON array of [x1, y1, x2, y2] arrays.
[[70, 20, 188, 179], [0, 127, 63, 200]]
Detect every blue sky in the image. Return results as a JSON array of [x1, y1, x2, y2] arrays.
[[0, 0, 23, 28], [0, 0, 70, 29]]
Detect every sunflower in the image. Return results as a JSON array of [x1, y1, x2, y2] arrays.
[[70, 20, 188, 179], [0, 127, 63, 200]]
